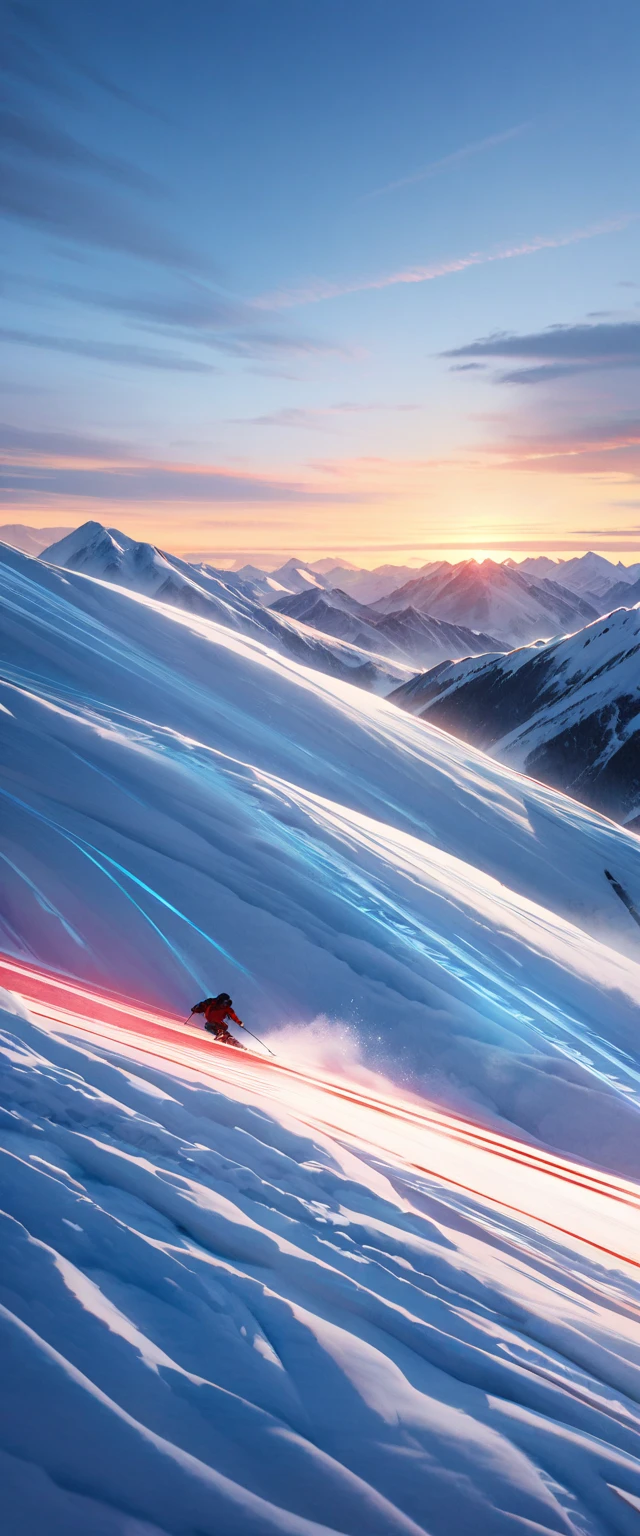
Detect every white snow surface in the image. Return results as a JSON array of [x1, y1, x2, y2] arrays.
[[1, 993, 640, 1536], [3, 544, 640, 1176]]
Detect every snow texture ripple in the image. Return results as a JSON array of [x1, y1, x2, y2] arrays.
[[1, 997, 640, 1536]]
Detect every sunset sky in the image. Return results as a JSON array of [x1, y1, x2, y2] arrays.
[[3, 0, 640, 566]]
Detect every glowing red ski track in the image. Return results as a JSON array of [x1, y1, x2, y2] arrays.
[[3, 952, 640, 1274]]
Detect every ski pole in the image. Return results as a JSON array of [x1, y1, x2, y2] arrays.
[[182, 1010, 195, 1024], [239, 1032, 274, 1056]]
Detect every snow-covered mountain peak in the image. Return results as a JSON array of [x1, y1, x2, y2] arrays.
[[375, 555, 598, 648], [270, 557, 330, 591], [40, 520, 137, 569], [515, 550, 640, 602]]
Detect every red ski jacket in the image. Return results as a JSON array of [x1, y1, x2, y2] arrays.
[[192, 998, 243, 1029]]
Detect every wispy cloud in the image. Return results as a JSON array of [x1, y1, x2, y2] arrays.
[[0, 465, 351, 504], [255, 218, 634, 311], [0, 105, 161, 192], [0, 429, 368, 506], [363, 123, 529, 201], [482, 418, 640, 477], [228, 403, 421, 430], [0, 158, 208, 273], [0, 422, 135, 462], [0, 8, 199, 273], [2, 0, 163, 119], [575, 524, 640, 535], [38, 279, 344, 362], [0, 326, 219, 373]]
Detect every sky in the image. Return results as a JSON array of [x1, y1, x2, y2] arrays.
[[2, 0, 640, 567]]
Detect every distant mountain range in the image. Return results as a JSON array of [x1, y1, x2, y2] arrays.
[[373, 558, 600, 649], [10, 517, 639, 611], [392, 603, 640, 829], [271, 585, 501, 668], [601, 571, 640, 610], [39, 525, 502, 682], [39, 523, 413, 693], [513, 551, 640, 601], [25, 523, 640, 825], [267, 550, 640, 616]]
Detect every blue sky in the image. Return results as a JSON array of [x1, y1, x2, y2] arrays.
[[2, 0, 640, 563]]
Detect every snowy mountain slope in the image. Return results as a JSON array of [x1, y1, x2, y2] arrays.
[[228, 563, 295, 601], [3, 543, 640, 1172], [271, 587, 502, 668], [41, 522, 138, 566], [40, 522, 408, 694], [512, 553, 640, 606], [391, 604, 640, 828], [237, 569, 294, 600], [268, 557, 331, 593], [233, 559, 331, 599], [544, 553, 640, 601], [375, 559, 599, 647], [2, 991, 640, 1536]]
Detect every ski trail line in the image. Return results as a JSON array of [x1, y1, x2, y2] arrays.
[[1, 951, 639, 1272]]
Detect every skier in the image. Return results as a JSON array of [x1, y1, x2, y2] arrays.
[[191, 993, 246, 1048]]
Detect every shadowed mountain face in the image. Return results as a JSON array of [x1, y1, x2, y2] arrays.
[[602, 573, 640, 610], [392, 604, 640, 828], [271, 586, 502, 668], [375, 558, 599, 648]]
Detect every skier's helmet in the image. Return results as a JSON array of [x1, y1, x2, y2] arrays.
[[217, 993, 232, 1005]]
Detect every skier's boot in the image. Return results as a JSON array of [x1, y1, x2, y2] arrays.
[[213, 1027, 246, 1050]]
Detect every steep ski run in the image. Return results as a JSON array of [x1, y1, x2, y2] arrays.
[[2, 543, 640, 1177]]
